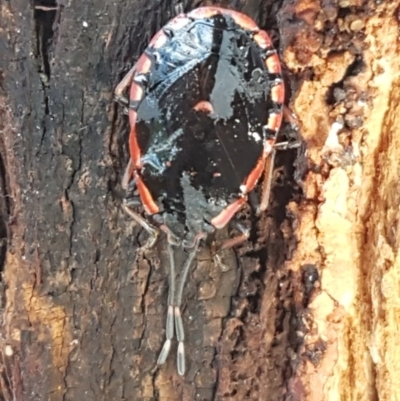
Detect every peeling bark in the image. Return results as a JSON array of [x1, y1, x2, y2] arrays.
[[281, 1, 400, 400], [0, 0, 399, 400]]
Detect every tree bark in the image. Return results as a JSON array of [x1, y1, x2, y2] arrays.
[[0, 0, 399, 400]]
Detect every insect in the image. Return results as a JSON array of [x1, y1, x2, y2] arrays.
[[114, 6, 284, 375]]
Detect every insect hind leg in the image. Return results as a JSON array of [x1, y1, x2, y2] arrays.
[[122, 200, 159, 249], [213, 221, 250, 271], [122, 162, 159, 250]]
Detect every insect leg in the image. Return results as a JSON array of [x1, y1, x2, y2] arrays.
[[258, 148, 276, 214], [258, 107, 303, 213], [122, 158, 135, 191], [273, 141, 301, 150], [282, 104, 299, 129], [114, 64, 137, 108], [218, 221, 250, 251], [258, 132, 303, 214], [122, 200, 159, 249], [115, 48, 152, 113], [273, 105, 302, 150], [212, 222, 250, 270]]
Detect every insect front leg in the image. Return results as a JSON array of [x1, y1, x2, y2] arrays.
[[122, 160, 159, 250], [114, 50, 151, 112], [114, 64, 137, 110], [272, 105, 303, 151]]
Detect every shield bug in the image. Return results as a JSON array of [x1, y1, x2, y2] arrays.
[[114, 6, 284, 375]]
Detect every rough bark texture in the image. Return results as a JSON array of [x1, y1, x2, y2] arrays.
[[0, 0, 399, 400]]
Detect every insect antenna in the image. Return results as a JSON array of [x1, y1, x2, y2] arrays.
[[157, 241, 176, 366], [157, 232, 204, 375], [174, 235, 203, 375]]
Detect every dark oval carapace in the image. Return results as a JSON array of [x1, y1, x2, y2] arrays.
[[136, 14, 279, 218]]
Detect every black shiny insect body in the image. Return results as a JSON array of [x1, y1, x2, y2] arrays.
[[136, 14, 277, 239], [114, 6, 284, 375]]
